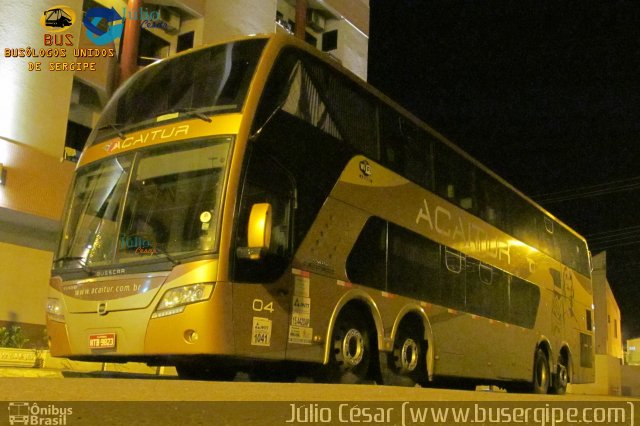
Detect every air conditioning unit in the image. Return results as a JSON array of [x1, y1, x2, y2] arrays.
[[307, 9, 325, 32], [158, 7, 181, 34]]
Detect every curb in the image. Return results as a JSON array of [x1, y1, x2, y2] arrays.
[[0, 367, 64, 378]]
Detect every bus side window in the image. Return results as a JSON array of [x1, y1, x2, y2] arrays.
[[387, 222, 440, 302], [434, 144, 475, 213], [233, 150, 294, 283], [379, 107, 405, 174], [442, 247, 465, 310], [477, 171, 505, 229], [466, 259, 508, 321], [508, 276, 540, 328], [404, 124, 434, 190], [465, 258, 488, 317], [346, 217, 387, 291]]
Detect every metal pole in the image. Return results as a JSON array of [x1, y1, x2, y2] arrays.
[[118, 0, 142, 86], [295, 0, 308, 40]]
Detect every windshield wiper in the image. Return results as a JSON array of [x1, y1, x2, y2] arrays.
[[159, 108, 212, 123], [152, 246, 181, 266], [97, 123, 126, 140], [53, 256, 94, 275]]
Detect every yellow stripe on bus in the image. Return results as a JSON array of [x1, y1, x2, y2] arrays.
[[79, 114, 242, 167]]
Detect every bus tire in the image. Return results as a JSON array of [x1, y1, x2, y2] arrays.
[[328, 309, 373, 384], [551, 361, 568, 395], [532, 349, 550, 394], [390, 324, 427, 386]]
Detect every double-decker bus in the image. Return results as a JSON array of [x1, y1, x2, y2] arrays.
[[47, 33, 594, 393]]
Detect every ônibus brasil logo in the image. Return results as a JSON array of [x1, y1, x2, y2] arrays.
[[7, 402, 72, 425]]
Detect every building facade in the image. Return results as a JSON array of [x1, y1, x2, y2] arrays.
[[569, 251, 624, 395]]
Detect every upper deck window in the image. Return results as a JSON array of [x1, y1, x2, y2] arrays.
[[92, 38, 267, 145]]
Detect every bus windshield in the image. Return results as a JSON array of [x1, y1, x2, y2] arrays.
[[92, 38, 267, 143], [55, 137, 231, 271]]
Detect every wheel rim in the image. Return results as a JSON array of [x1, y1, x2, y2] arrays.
[[341, 328, 365, 367], [558, 364, 568, 387], [396, 338, 419, 372]]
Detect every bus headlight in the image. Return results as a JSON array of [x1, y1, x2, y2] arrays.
[[46, 298, 65, 322], [152, 283, 214, 318]]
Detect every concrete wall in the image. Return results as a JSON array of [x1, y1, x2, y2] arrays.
[[202, 0, 276, 45], [0, 140, 74, 221], [326, 18, 368, 81], [0, 242, 54, 346], [568, 354, 622, 396], [202, 0, 369, 81], [0, 0, 79, 345], [324, 0, 369, 36], [604, 283, 623, 358], [591, 252, 623, 358], [0, 0, 82, 159], [621, 364, 640, 397], [567, 252, 624, 396]]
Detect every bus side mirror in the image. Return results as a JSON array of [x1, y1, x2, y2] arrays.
[[237, 203, 272, 260]]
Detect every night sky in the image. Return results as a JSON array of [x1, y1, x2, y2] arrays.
[[368, 1, 640, 340]]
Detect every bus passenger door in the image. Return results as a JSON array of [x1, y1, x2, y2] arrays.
[[232, 149, 295, 359]]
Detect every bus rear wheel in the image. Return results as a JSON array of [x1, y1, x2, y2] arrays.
[[389, 326, 427, 386], [532, 349, 550, 394], [550, 361, 568, 395], [328, 309, 373, 384]]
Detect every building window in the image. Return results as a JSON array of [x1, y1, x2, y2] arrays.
[[322, 30, 338, 52], [177, 31, 194, 53], [304, 32, 317, 47], [138, 29, 170, 66]]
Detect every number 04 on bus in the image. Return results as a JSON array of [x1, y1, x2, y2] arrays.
[[47, 33, 594, 392]]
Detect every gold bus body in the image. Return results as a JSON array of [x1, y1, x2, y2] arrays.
[[47, 34, 594, 386]]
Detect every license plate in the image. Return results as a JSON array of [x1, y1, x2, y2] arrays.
[[89, 333, 116, 349]]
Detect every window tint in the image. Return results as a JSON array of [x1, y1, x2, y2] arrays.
[[404, 129, 435, 191], [346, 217, 387, 290], [260, 49, 378, 159], [434, 144, 475, 212], [476, 170, 506, 229], [509, 276, 540, 328], [441, 248, 465, 310], [466, 259, 508, 321], [555, 226, 590, 277], [258, 48, 591, 282], [95, 39, 266, 142], [379, 107, 405, 173], [388, 222, 440, 301], [233, 149, 294, 283], [346, 217, 541, 328]]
